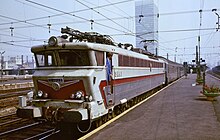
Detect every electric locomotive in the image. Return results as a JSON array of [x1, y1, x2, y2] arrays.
[[17, 27, 182, 132]]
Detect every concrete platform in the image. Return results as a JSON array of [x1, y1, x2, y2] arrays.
[[86, 74, 220, 140]]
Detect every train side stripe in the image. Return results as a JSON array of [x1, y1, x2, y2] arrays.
[[99, 73, 165, 108]]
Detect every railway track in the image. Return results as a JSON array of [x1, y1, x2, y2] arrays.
[[0, 121, 57, 140], [0, 111, 58, 140], [207, 70, 220, 80], [0, 97, 19, 108], [0, 113, 23, 127], [0, 90, 31, 99], [0, 90, 31, 117], [0, 113, 35, 133], [0, 88, 58, 140]]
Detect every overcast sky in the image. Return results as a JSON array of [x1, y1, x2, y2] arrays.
[[0, 0, 220, 67]]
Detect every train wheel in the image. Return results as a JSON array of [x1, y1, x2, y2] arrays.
[[77, 120, 92, 133], [114, 107, 121, 116], [131, 99, 135, 106], [137, 97, 141, 102], [95, 119, 102, 128], [102, 115, 108, 123], [108, 111, 115, 120], [121, 106, 126, 112], [134, 97, 138, 104], [112, 111, 116, 118], [128, 100, 133, 108]]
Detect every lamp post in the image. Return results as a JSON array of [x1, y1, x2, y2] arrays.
[[0, 51, 5, 82], [196, 9, 202, 83]]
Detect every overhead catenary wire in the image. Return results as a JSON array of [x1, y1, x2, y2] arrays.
[[0, 0, 135, 26], [0, 32, 38, 40], [2, 30, 218, 47], [0, 0, 219, 61], [74, 0, 131, 30], [1, 0, 219, 36], [83, 0, 131, 20], [15, 0, 58, 15], [0, 39, 45, 43], [160, 52, 220, 57], [21, 0, 139, 38], [158, 31, 216, 55], [160, 32, 215, 44], [0, 5, 219, 42], [1, 0, 220, 49], [1, 7, 219, 27], [0, 14, 60, 33], [1, 42, 31, 48], [75, 0, 136, 36]]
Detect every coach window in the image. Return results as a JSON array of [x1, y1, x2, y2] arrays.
[[124, 56, 130, 67], [118, 55, 123, 66]]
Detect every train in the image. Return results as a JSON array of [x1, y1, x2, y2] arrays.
[[17, 27, 184, 133], [212, 65, 220, 75]]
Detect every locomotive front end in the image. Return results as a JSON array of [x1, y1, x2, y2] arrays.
[[17, 27, 118, 133], [17, 76, 92, 123], [17, 36, 98, 126]]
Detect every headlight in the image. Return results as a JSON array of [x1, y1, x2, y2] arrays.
[[37, 90, 43, 97], [70, 93, 75, 99], [48, 36, 57, 46], [70, 91, 85, 100], [85, 95, 93, 102], [43, 93, 48, 98], [75, 91, 84, 99]]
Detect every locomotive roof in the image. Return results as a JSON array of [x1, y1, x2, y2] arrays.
[[31, 39, 164, 63], [32, 27, 165, 63]]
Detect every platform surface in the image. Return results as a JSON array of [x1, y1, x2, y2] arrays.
[[87, 74, 220, 140]]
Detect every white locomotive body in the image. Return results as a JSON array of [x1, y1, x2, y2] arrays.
[[17, 27, 183, 132]]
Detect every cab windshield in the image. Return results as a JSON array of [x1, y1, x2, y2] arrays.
[[34, 50, 97, 67], [59, 50, 90, 66], [35, 51, 55, 67]]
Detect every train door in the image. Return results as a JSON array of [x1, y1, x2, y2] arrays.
[[164, 63, 168, 85], [105, 52, 115, 108]]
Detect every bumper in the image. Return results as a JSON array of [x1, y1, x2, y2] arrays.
[[63, 108, 88, 123], [17, 106, 42, 118], [17, 106, 89, 123]]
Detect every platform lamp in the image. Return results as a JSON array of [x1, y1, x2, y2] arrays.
[[0, 51, 5, 82]]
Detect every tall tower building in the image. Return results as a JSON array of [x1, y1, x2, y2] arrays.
[[135, 0, 158, 55]]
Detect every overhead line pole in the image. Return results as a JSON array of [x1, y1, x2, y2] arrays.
[[0, 51, 5, 83]]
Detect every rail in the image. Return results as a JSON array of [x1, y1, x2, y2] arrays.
[[0, 82, 33, 91], [0, 121, 57, 139]]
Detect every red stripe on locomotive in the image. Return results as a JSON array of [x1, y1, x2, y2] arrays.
[[37, 80, 86, 99]]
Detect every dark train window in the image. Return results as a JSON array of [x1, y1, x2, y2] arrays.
[[35, 51, 56, 67], [95, 51, 104, 66], [130, 57, 135, 67], [59, 50, 90, 66], [119, 55, 123, 66], [136, 58, 139, 67], [124, 56, 130, 66], [118, 54, 163, 68]]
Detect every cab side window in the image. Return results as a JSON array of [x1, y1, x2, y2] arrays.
[[95, 51, 104, 66]]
